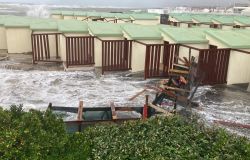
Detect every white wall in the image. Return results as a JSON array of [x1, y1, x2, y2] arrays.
[[76, 16, 88, 21], [6, 27, 32, 54], [222, 25, 233, 30], [180, 23, 189, 28], [51, 15, 63, 20], [63, 15, 75, 20], [0, 26, 7, 51]]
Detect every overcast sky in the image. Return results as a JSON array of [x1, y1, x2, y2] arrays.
[[0, 0, 249, 7]]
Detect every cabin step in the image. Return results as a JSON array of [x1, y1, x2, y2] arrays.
[[169, 69, 189, 75]]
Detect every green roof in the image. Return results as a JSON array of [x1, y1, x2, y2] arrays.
[[192, 15, 213, 23], [61, 11, 74, 16], [51, 10, 61, 15], [30, 20, 58, 31], [87, 12, 101, 18], [122, 24, 162, 40], [58, 20, 88, 33], [234, 17, 250, 25], [88, 22, 123, 37], [161, 28, 208, 44], [74, 11, 87, 17], [115, 13, 131, 19], [212, 16, 235, 24], [206, 30, 250, 49], [4, 17, 38, 28], [172, 15, 193, 22], [101, 13, 116, 18], [130, 14, 158, 20]]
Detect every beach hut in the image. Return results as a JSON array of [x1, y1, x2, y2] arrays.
[[192, 15, 213, 28], [212, 16, 235, 29], [50, 10, 63, 19], [86, 12, 103, 22], [88, 22, 130, 73], [101, 12, 117, 23], [0, 15, 8, 53], [4, 16, 38, 54], [234, 16, 250, 29], [74, 11, 88, 21], [30, 19, 61, 63], [115, 13, 133, 23], [160, 27, 209, 60], [206, 29, 250, 84], [122, 24, 163, 73], [57, 20, 93, 68], [168, 14, 194, 28], [130, 14, 159, 26], [62, 11, 75, 20]]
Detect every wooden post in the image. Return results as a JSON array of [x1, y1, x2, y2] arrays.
[[77, 101, 83, 121], [247, 83, 250, 92], [110, 102, 118, 120], [143, 95, 149, 119]]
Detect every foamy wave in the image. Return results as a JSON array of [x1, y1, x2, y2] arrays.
[[26, 5, 49, 18]]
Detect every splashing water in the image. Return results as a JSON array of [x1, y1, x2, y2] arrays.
[[26, 5, 49, 18]]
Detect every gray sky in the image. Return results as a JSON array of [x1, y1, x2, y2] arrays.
[[0, 0, 249, 7]]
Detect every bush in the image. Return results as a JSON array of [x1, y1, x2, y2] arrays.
[[0, 105, 249, 160], [0, 105, 90, 160], [84, 116, 250, 160]]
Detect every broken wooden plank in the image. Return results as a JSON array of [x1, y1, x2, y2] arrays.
[[169, 69, 189, 75], [183, 57, 190, 66], [161, 85, 190, 93], [214, 120, 250, 129], [148, 103, 173, 116], [129, 88, 148, 101], [110, 102, 118, 120], [146, 85, 177, 99], [77, 101, 83, 121], [173, 63, 190, 70]]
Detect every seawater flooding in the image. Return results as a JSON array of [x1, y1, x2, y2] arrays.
[[0, 67, 250, 138]]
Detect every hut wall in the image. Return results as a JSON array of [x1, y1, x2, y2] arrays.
[[33, 31, 60, 58], [6, 27, 32, 54], [131, 40, 163, 72], [51, 15, 63, 19], [76, 16, 88, 21], [200, 24, 210, 28], [94, 36, 124, 67], [0, 26, 7, 52], [63, 15, 75, 20], [207, 34, 250, 84], [222, 25, 233, 30], [59, 33, 89, 62], [133, 19, 159, 25], [179, 23, 189, 28]]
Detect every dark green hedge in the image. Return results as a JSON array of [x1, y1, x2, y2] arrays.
[[0, 105, 250, 160]]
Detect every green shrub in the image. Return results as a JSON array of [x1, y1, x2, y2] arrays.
[[84, 116, 250, 160], [0, 105, 90, 160]]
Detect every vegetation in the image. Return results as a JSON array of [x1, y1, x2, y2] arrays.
[[0, 105, 250, 160]]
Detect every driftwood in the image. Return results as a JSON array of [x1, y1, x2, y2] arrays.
[[77, 101, 83, 121], [161, 85, 190, 93], [148, 103, 173, 116], [214, 120, 250, 129], [129, 88, 148, 101]]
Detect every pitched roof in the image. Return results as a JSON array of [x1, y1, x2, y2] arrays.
[[58, 20, 88, 33], [206, 30, 250, 49], [122, 24, 162, 40], [30, 20, 58, 31], [88, 22, 123, 37], [161, 27, 208, 44], [212, 16, 235, 24]]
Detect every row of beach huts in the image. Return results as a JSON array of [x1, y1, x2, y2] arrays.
[[0, 14, 250, 86]]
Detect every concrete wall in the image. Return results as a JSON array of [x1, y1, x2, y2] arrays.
[[207, 34, 250, 85], [93, 36, 124, 67], [6, 27, 32, 54], [0, 26, 7, 52]]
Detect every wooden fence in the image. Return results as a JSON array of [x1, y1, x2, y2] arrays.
[[144, 43, 179, 79], [31, 33, 60, 63], [65, 36, 95, 68], [102, 40, 133, 74]]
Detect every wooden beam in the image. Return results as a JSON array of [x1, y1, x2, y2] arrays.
[[110, 102, 118, 120], [129, 88, 148, 101], [169, 69, 189, 75], [77, 101, 83, 121], [161, 85, 190, 93], [148, 103, 173, 116]]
